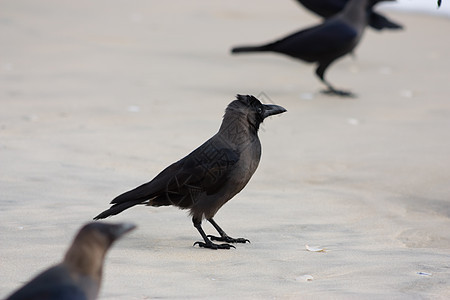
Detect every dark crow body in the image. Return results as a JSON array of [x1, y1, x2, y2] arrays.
[[94, 95, 286, 249], [232, 0, 389, 97], [295, 0, 403, 30], [6, 222, 136, 300]]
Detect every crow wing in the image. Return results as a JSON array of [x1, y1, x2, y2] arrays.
[[111, 138, 240, 209]]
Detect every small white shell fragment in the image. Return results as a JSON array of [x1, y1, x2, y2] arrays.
[[24, 114, 39, 122], [305, 245, 325, 252], [349, 65, 359, 73], [300, 92, 314, 100], [417, 272, 432, 276], [130, 13, 143, 23], [347, 118, 360, 126], [127, 105, 140, 112], [296, 275, 314, 282], [379, 66, 392, 75], [3, 63, 13, 71], [400, 89, 413, 98]]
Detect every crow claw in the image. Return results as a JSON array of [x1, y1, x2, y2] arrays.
[[193, 241, 235, 250], [321, 88, 356, 98], [207, 235, 250, 244]]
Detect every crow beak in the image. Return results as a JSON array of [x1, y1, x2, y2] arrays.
[[263, 104, 287, 119], [110, 222, 137, 240]]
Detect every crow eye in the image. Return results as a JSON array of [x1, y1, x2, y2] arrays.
[[257, 107, 263, 114]]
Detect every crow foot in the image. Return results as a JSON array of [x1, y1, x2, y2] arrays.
[[207, 235, 250, 244], [321, 88, 356, 98], [193, 240, 235, 250]]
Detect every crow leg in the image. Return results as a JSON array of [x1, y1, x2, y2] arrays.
[[321, 80, 355, 98], [192, 217, 235, 250], [206, 218, 250, 244], [316, 62, 355, 98]]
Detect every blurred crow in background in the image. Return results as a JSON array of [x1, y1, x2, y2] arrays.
[[295, 0, 403, 30], [232, 0, 391, 97]]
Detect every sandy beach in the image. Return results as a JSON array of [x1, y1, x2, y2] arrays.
[[1, 0, 450, 299]]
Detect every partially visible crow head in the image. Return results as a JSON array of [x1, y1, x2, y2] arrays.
[[75, 222, 137, 248], [224, 94, 286, 132], [65, 222, 136, 270], [57, 222, 136, 295]]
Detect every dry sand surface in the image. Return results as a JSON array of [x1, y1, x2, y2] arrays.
[[1, 1, 450, 299]]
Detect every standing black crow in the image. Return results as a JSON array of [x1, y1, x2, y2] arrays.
[[232, 0, 388, 97], [295, 0, 403, 30], [6, 222, 136, 300], [94, 95, 286, 250]]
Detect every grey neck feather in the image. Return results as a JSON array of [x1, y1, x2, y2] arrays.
[[340, 0, 369, 26], [219, 107, 259, 137]]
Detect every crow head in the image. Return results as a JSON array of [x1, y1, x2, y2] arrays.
[[81, 222, 137, 246], [224, 94, 286, 132]]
